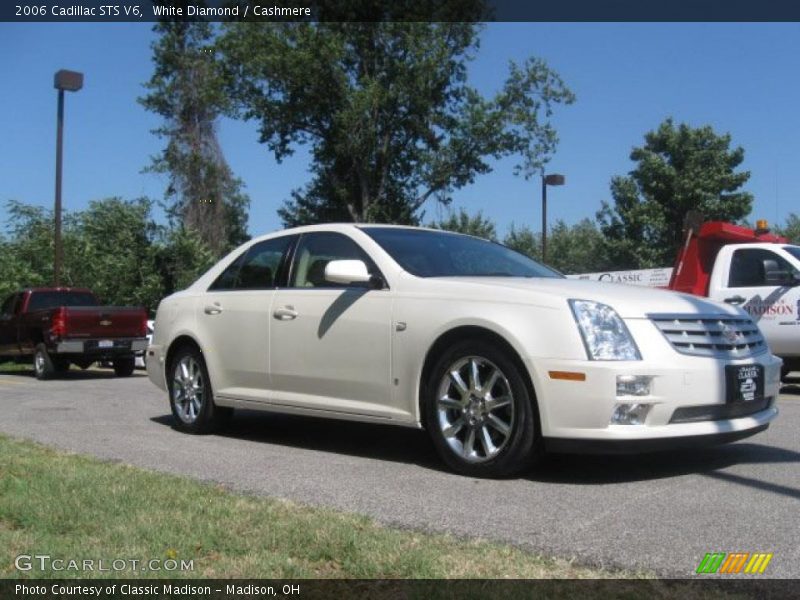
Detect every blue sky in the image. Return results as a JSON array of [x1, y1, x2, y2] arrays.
[[2, 22, 799, 239]]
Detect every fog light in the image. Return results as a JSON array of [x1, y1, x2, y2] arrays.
[[611, 403, 652, 425], [616, 375, 652, 397]]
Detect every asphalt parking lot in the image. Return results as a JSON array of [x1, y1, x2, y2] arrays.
[[1, 368, 798, 578]]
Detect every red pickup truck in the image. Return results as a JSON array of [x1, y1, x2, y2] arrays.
[[0, 288, 149, 380]]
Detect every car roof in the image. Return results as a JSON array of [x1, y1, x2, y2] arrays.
[[245, 222, 449, 245]]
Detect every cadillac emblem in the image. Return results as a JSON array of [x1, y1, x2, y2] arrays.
[[720, 323, 739, 343], [99, 319, 112, 327]]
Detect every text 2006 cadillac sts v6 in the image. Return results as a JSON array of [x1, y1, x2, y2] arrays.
[[147, 224, 781, 477]]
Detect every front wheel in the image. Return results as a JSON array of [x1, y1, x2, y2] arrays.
[[424, 340, 541, 478], [168, 346, 232, 434]]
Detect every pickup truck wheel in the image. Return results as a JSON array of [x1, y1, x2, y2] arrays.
[[113, 356, 135, 377], [33, 344, 56, 380], [424, 340, 541, 478], [168, 347, 232, 434]]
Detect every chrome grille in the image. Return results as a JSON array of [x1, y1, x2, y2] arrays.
[[648, 313, 767, 358]]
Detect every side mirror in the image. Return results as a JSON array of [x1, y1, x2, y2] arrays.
[[325, 260, 372, 286], [763, 259, 797, 286]]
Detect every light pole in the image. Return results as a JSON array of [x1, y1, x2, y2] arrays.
[[541, 173, 565, 263], [53, 69, 83, 286]]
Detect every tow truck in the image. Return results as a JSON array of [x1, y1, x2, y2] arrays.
[[570, 219, 800, 378]]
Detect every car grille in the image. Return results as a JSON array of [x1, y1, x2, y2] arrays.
[[670, 397, 773, 424], [648, 313, 767, 359]]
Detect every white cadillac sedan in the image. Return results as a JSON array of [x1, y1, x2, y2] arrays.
[[147, 224, 781, 477]]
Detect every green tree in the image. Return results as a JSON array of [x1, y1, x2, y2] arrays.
[[776, 213, 800, 244], [152, 226, 217, 296], [69, 198, 164, 309], [0, 200, 91, 297], [140, 10, 250, 255], [503, 219, 609, 274], [597, 118, 753, 269], [0, 198, 214, 311], [429, 208, 497, 240], [545, 219, 610, 274], [503, 224, 541, 262], [0, 235, 45, 300], [218, 17, 574, 226]]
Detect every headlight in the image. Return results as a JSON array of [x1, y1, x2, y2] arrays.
[[569, 299, 641, 361]]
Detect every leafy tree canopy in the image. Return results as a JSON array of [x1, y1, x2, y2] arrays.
[[597, 118, 753, 268], [775, 213, 800, 244], [429, 208, 497, 241], [504, 219, 610, 274], [0, 199, 215, 311], [217, 15, 574, 226], [140, 10, 249, 255]]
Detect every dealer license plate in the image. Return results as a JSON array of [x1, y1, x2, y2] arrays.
[[725, 364, 764, 403], [98, 340, 114, 349]]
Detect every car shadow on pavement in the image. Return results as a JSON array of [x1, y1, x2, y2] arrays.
[[151, 409, 799, 485], [531, 442, 800, 487], [150, 410, 448, 472], [781, 378, 800, 396]]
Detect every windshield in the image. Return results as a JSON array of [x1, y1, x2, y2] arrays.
[[28, 291, 99, 312], [362, 227, 562, 278], [783, 246, 800, 264]]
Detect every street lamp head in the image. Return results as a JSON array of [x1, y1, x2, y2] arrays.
[[54, 70, 84, 92], [544, 173, 565, 186]]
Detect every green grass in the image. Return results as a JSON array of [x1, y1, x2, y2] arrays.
[[0, 434, 646, 580], [0, 362, 31, 373]]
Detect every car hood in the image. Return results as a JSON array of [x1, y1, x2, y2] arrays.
[[420, 277, 743, 319]]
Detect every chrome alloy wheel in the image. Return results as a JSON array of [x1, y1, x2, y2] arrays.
[[436, 356, 515, 463], [172, 356, 205, 424]]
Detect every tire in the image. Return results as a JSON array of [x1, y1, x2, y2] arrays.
[[33, 344, 56, 380], [424, 340, 541, 478], [168, 346, 232, 434], [113, 356, 135, 377]]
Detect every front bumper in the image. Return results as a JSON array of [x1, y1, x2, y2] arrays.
[[544, 424, 770, 454], [529, 348, 782, 451], [146, 343, 167, 391]]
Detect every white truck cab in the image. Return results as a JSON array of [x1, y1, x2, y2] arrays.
[[570, 221, 800, 377], [708, 243, 800, 359]]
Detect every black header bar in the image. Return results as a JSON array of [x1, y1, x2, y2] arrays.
[[4, 0, 800, 23]]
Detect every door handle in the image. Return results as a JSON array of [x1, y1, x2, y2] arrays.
[[724, 295, 746, 305], [273, 306, 298, 321], [204, 304, 222, 315]]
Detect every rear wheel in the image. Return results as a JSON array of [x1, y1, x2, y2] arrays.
[[424, 340, 541, 478], [33, 344, 56, 380], [113, 356, 135, 377], [168, 346, 232, 434]]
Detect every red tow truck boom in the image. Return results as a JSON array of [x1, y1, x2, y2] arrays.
[[669, 221, 788, 297]]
